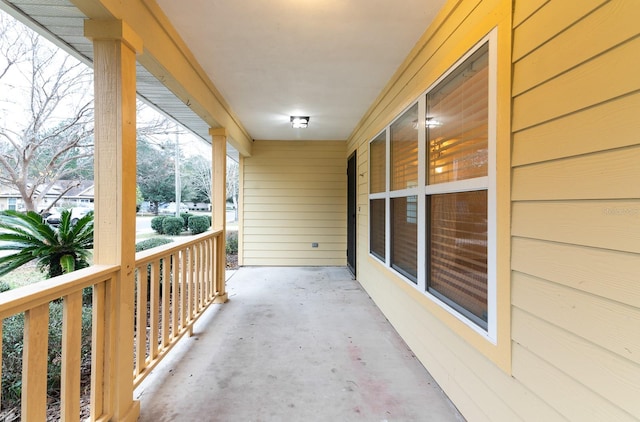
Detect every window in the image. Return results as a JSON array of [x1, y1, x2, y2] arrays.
[[428, 190, 488, 328], [390, 103, 418, 191], [368, 35, 495, 336], [390, 103, 418, 282], [8, 198, 16, 211], [369, 199, 385, 260], [425, 42, 489, 329], [392, 195, 418, 281], [369, 132, 386, 260]]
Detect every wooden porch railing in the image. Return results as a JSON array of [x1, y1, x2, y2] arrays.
[[0, 265, 120, 421], [132, 230, 226, 387], [0, 229, 225, 421]]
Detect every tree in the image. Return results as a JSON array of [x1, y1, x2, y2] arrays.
[[137, 138, 178, 212], [0, 209, 94, 278], [0, 13, 94, 212], [183, 155, 212, 204], [0, 12, 27, 80], [227, 160, 239, 212]]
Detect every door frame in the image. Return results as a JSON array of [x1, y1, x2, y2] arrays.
[[347, 152, 357, 276]]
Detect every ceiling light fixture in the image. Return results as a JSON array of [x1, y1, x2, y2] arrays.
[[290, 116, 309, 128]]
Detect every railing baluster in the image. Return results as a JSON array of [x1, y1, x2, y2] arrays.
[[162, 254, 170, 348], [195, 244, 201, 312], [171, 253, 178, 341], [202, 239, 209, 302], [214, 234, 220, 296], [180, 249, 187, 331], [199, 243, 205, 309], [91, 280, 105, 419], [61, 290, 83, 422], [186, 247, 193, 330], [192, 246, 197, 322], [136, 266, 148, 376], [150, 260, 160, 360], [22, 303, 49, 421], [210, 238, 215, 300]]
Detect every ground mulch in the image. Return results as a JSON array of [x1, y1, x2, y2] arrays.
[[226, 253, 238, 270]]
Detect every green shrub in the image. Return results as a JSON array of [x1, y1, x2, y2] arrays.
[[1, 302, 93, 409], [0, 280, 10, 293], [151, 216, 166, 234], [180, 212, 191, 230], [226, 231, 238, 254], [135, 237, 174, 252], [0, 210, 93, 279], [188, 215, 210, 235], [162, 217, 184, 236]]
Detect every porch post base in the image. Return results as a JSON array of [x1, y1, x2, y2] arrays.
[[214, 292, 229, 304], [115, 399, 140, 422]]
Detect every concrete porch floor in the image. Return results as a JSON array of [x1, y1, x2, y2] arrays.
[[136, 267, 465, 421]]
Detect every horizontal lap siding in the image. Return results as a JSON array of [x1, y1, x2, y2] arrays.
[[512, 0, 640, 421], [349, 0, 640, 421], [241, 141, 346, 266], [350, 1, 531, 421]]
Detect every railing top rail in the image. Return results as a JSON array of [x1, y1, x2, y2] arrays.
[[0, 264, 119, 319], [135, 229, 223, 265]]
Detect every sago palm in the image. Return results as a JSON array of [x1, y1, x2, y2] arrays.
[[0, 209, 94, 278]]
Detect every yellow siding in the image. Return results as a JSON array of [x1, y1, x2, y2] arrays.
[[510, 0, 640, 421], [241, 140, 346, 266], [349, 0, 640, 421]]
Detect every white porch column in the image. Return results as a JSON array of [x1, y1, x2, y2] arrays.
[[84, 19, 141, 422], [210, 128, 228, 303]]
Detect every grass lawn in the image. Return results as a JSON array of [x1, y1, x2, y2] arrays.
[[0, 262, 46, 289]]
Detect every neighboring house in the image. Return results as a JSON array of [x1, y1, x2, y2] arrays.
[[60, 180, 95, 208], [0, 180, 94, 211], [0, 186, 24, 211], [2, 1, 637, 421]]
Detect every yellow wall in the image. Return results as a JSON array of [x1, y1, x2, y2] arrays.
[[510, 0, 640, 420], [349, 0, 640, 421], [241, 140, 347, 266]]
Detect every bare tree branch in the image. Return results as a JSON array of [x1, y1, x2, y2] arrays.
[[0, 14, 94, 211]]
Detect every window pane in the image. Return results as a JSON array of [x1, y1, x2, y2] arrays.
[[391, 196, 417, 282], [427, 44, 488, 184], [370, 132, 386, 193], [428, 190, 487, 327], [391, 103, 418, 191], [370, 199, 385, 260]]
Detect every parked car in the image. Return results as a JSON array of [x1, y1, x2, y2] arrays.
[[158, 202, 189, 215], [45, 206, 93, 225]]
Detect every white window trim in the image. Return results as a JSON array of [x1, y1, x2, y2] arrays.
[[368, 129, 389, 266], [368, 29, 498, 342]]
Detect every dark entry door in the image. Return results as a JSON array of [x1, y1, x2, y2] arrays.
[[347, 152, 357, 276]]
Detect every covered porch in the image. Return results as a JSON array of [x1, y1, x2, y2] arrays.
[[136, 266, 463, 421], [4, 0, 639, 420]]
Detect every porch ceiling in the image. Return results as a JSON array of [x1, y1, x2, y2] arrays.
[[1, 0, 446, 153]]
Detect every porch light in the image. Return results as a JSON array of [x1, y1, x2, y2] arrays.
[[290, 116, 309, 128]]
